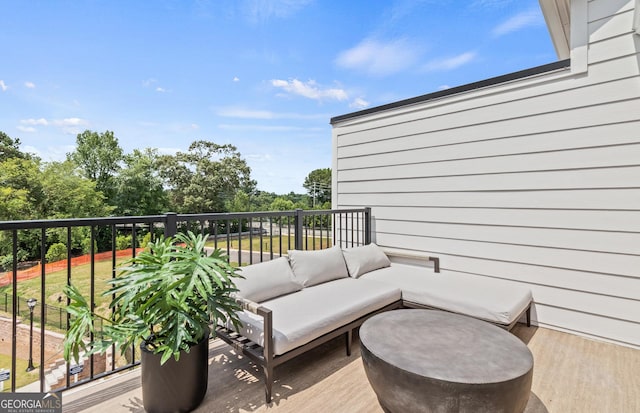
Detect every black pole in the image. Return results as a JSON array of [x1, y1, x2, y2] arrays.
[[26, 298, 36, 372]]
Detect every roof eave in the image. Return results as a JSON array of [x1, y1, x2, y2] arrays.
[[539, 0, 571, 60]]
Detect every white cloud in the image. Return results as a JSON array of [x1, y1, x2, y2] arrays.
[[52, 118, 89, 134], [422, 51, 477, 72], [156, 87, 166, 93], [16, 117, 87, 134], [349, 97, 370, 109], [438, 85, 451, 90], [24, 81, 36, 89], [0, 80, 7, 91], [216, 106, 328, 120], [335, 38, 419, 76], [492, 9, 544, 37], [218, 123, 324, 132], [168, 122, 199, 133], [270, 79, 348, 101], [471, 0, 513, 8], [246, 153, 273, 162], [53, 118, 88, 127], [17, 126, 37, 133], [142, 78, 157, 87], [244, 0, 313, 23], [18, 145, 73, 162], [233, 76, 240, 82], [157, 147, 182, 156], [21, 118, 49, 126], [218, 108, 276, 119]]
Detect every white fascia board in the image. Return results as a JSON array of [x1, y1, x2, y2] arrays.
[[539, 0, 570, 59]]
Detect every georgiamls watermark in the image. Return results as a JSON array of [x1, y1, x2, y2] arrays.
[[0, 392, 62, 413]]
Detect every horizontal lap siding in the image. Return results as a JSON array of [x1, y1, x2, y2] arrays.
[[333, 0, 640, 348]]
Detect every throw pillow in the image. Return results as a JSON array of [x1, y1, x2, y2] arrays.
[[235, 257, 303, 303], [342, 243, 391, 278], [288, 246, 349, 287]]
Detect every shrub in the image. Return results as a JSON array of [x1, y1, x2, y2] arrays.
[[116, 235, 132, 251], [46, 243, 68, 263], [81, 238, 98, 254], [0, 249, 29, 270], [141, 232, 152, 249]]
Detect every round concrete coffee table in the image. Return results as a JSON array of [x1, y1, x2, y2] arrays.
[[360, 309, 533, 413]]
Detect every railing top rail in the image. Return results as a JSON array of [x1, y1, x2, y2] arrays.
[[0, 208, 370, 231], [0, 215, 167, 231], [176, 210, 296, 220], [299, 208, 367, 216]]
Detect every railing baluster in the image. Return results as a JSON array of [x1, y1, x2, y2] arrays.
[[226, 219, 231, 263], [66, 226, 72, 388], [90, 225, 96, 380], [238, 219, 242, 266], [11, 230, 18, 392], [278, 218, 283, 257], [111, 224, 117, 372], [269, 219, 273, 260], [40, 227, 46, 392], [312, 214, 316, 251]]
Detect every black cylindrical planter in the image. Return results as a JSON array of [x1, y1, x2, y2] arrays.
[[140, 333, 209, 413]]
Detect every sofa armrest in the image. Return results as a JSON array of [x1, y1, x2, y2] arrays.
[[232, 296, 274, 364], [381, 248, 440, 273]]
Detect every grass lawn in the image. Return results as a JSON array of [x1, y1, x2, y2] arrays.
[[0, 258, 129, 317], [0, 354, 40, 391], [206, 234, 332, 254]]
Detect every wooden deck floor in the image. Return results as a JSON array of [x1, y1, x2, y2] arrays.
[[62, 324, 639, 413]]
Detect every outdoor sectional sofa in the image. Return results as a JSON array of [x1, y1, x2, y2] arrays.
[[215, 243, 532, 402]]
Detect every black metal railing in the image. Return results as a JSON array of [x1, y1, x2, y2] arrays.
[[0, 208, 370, 393]]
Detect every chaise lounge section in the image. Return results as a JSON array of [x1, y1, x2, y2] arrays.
[[216, 243, 532, 402]]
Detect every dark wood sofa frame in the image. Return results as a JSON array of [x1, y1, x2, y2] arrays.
[[214, 256, 532, 403]]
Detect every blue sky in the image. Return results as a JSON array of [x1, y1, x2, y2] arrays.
[[0, 0, 557, 194]]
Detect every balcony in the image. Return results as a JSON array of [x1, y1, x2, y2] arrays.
[[2, 209, 638, 412], [61, 324, 639, 413]]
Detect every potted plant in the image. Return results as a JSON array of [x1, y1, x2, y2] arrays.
[[64, 231, 242, 413]]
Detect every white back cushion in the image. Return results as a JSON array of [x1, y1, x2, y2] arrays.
[[342, 243, 391, 278], [288, 246, 349, 287], [235, 257, 303, 302]]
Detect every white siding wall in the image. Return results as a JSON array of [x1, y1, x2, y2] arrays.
[[332, 0, 640, 348]]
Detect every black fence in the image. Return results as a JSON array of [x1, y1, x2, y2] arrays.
[[1, 293, 66, 331], [0, 208, 371, 393]]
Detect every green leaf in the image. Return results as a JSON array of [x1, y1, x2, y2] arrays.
[[63, 231, 243, 364]]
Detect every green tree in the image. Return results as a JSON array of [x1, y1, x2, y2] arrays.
[[158, 140, 256, 213], [269, 197, 295, 211], [0, 131, 32, 161], [251, 190, 277, 212], [41, 161, 114, 254], [41, 161, 112, 219], [0, 157, 46, 260], [225, 191, 251, 212], [67, 130, 123, 202], [0, 157, 44, 219], [114, 148, 169, 215], [303, 168, 331, 207]]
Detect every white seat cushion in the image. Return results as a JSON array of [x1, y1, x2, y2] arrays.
[[231, 277, 401, 355], [361, 263, 532, 326]]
